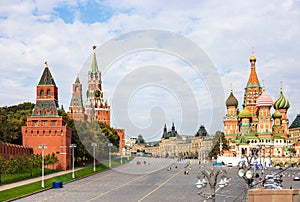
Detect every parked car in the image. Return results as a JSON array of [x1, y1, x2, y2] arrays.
[[293, 175, 300, 181], [264, 184, 282, 190]]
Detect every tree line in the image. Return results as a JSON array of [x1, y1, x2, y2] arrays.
[[0, 153, 58, 184], [0, 102, 120, 166]]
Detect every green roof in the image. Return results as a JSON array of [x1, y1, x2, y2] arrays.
[[75, 75, 80, 84], [289, 114, 300, 129], [38, 65, 56, 86]]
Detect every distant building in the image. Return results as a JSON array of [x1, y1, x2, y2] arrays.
[[130, 123, 212, 159], [22, 62, 72, 170]]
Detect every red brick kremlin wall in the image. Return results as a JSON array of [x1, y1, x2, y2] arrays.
[[0, 141, 33, 160]]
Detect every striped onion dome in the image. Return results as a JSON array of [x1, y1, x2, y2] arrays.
[[272, 110, 282, 119], [238, 107, 251, 119], [256, 88, 273, 107], [274, 89, 290, 110], [226, 90, 238, 107]]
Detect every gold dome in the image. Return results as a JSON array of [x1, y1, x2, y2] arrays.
[[249, 52, 256, 62]]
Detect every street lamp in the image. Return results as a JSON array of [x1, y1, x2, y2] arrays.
[[195, 168, 228, 202], [108, 143, 113, 168], [38, 144, 47, 188], [91, 143, 97, 172], [268, 145, 274, 167], [70, 144, 77, 178], [238, 150, 260, 189]]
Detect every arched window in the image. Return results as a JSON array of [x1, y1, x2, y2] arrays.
[[40, 90, 44, 96], [75, 86, 79, 92], [47, 89, 51, 96]]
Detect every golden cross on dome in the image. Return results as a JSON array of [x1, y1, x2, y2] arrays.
[[230, 83, 233, 92], [44, 61, 48, 68], [280, 81, 283, 92]]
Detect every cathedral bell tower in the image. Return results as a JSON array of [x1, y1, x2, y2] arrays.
[[243, 52, 262, 132]]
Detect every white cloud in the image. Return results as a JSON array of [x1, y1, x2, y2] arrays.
[[0, 0, 299, 140]]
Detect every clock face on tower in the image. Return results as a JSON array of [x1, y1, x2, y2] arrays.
[[94, 89, 101, 99]]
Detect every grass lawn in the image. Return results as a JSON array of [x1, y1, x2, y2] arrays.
[[1, 168, 58, 185], [0, 157, 133, 201]]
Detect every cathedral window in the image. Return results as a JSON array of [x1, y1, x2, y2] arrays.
[[33, 121, 37, 126], [51, 121, 56, 126], [75, 86, 79, 92], [40, 90, 44, 96], [47, 89, 51, 96]]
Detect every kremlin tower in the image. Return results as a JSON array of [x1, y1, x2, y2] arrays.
[[84, 46, 110, 124], [22, 62, 72, 170], [68, 75, 87, 121]]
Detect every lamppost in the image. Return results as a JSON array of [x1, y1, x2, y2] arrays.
[[238, 149, 260, 189], [70, 144, 77, 178], [91, 143, 97, 172], [38, 144, 47, 188], [195, 168, 228, 202], [289, 145, 294, 166], [268, 145, 274, 167], [108, 143, 113, 168]]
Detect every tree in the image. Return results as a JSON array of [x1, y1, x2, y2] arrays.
[[5, 157, 17, 174], [0, 102, 34, 144], [208, 131, 230, 158]]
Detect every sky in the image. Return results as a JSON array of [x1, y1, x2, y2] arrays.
[[1, 0, 300, 141]]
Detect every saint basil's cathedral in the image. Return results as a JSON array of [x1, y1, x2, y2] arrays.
[[22, 46, 124, 170], [224, 53, 300, 158]]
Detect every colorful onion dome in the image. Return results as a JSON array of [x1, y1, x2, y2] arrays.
[[272, 110, 282, 119], [256, 88, 273, 107], [274, 89, 290, 110], [238, 107, 251, 119], [226, 90, 238, 107]]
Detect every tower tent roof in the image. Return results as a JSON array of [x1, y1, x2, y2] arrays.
[[38, 62, 56, 86], [91, 46, 99, 73], [246, 52, 260, 88], [75, 75, 80, 84]]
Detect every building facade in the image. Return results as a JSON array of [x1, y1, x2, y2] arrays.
[[129, 123, 213, 160], [224, 53, 294, 158], [22, 62, 72, 170]]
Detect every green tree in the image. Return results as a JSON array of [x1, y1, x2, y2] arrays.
[[208, 131, 230, 158], [5, 157, 17, 174], [0, 102, 34, 144]]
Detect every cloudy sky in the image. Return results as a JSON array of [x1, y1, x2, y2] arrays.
[[1, 0, 300, 141]]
